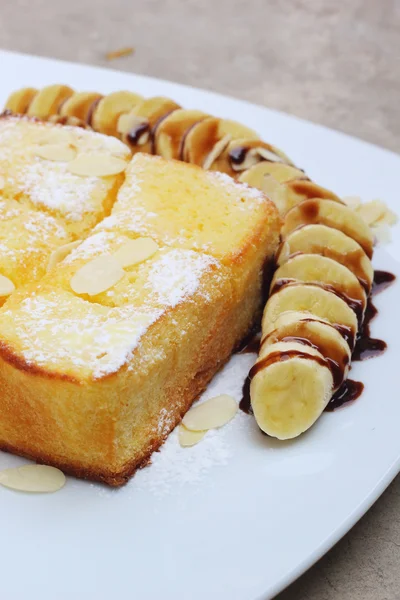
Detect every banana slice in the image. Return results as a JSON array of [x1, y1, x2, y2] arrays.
[[238, 162, 307, 187], [250, 341, 333, 439], [261, 316, 351, 390], [91, 91, 144, 136], [184, 117, 259, 166], [59, 91, 103, 123], [118, 96, 181, 154], [184, 117, 260, 167], [209, 138, 293, 177], [219, 119, 260, 141], [271, 254, 366, 316], [266, 309, 322, 330], [27, 84, 74, 118], [282, 199, 374, 259], [237, 163, 308, 213], [181, 117, 221, 166], [262, 283, 358, 347], [5, 87, 38, 114], [155, 109, 209, 160], [238, 164, 340, 213], [284, 180, 340, 210], [276, 224, 373, 292]]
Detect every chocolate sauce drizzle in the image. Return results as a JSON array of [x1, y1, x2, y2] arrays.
[[229, 146, 247, 166], [127, 122, 150, 145], [372, 269, 396, 295], [325, 379, 364, 411], [85, 97, 102, 127], [351, 270, 395, 362], [239, 377, 252, 414], [239, 269, 396, 414]]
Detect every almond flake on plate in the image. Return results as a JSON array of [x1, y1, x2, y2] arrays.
[[70, 255, 125, 296], [67, 153, 127, 177], [182, 394, 238, 432], [34, 144, 77, 162], [0, 464, 66, 493], [47, 240, 82, 271], [356, 199, 387, 226], [375, 207, 398, 226], [178, 425, 207, 447], [0, 274, 15, 297], [113, 237, 159, 268]]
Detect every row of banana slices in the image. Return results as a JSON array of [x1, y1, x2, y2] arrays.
[[4, 84, 338, 215], [250, 197, 375, 439]]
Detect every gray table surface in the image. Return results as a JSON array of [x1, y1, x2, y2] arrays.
[[1, 0, 399, 598]]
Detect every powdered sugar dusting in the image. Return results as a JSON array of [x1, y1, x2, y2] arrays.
[[64, 231, 116, 263], [0, 291, 162, 378], [135, 428, 232, 496], [18, 161, 101, 221], [145, 248, 217, 305], [0, 245, 222, 378], [0, 116, 130, 221], [129, 354, 256, 497]]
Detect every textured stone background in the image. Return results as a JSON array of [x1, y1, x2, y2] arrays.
[[0, 0, 399, 598]]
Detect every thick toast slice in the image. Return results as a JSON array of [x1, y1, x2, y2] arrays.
[[0, 153, 280, 485]]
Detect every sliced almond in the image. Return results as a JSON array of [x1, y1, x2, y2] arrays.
[[203, 134, 231, 170], [375, 206, 398, 226], [372, 223, 392, 245], [356, 200, 387, 226], [182, 394, 238, 432], [67, 153, 127, 177], [46, 240, 81, 272], [70, 255, 124, 296], [178, 425, 207, 447], [0, 274, 15, 297], [114, 237, 159, 268], [342, 195, 362, 209], [257, 147, 284, 163], [0, 464, 65, 493], [34, 144, 77, 162]]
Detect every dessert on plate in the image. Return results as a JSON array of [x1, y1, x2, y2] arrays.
[[0, 120, 280, 485], [0, 86, 396, 490]]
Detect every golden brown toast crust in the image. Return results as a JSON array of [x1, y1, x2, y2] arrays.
[[0, 302, 261, 485], [0, 336, 236, 486]]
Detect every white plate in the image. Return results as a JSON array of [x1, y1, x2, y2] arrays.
[[0, 49, 399, 600]]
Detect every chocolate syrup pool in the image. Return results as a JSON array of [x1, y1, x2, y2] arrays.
[[239, 270, 395, 414]]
